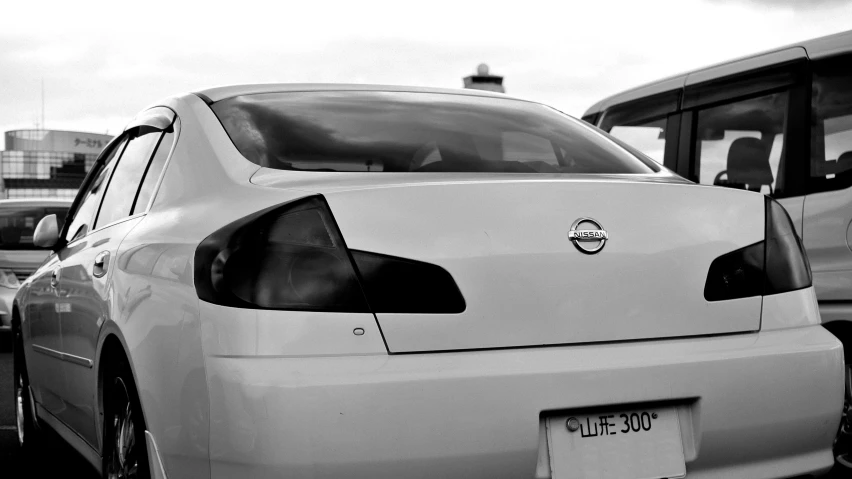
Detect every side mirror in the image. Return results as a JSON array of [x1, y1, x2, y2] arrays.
[[33, 214, 60, 249]]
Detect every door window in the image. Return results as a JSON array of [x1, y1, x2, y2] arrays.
[[693, 91, 788, 196], [95, 127, 163, 229], [810, 55, 852, 193], [64, 138, 127, 243], [132, 129, 174, 214], [608, 118, 666, 164]]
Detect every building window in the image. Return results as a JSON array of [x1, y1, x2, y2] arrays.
[[2, 130, 112, 199]]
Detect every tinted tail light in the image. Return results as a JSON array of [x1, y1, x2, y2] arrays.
[[704, 197, 812, 302], [703, 241, 765, 302], [195, 196, 369, 311], [195, 195, 465, 314], [763, 198, 812, 294], [351, 251, 465, 313]]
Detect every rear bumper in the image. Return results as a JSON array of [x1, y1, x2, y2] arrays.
[[203, 326, 844, 479]]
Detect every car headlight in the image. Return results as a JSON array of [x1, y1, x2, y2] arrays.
[[0, 269, 21, 289]]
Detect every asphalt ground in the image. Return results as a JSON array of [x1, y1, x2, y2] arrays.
[[0, 332, 848, 478]]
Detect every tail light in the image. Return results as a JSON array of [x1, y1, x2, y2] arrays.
[[763, 198, 812, 294], [194, 195, 465, 313], [704, 197, 812, 302], [351, 251, 465, 313]]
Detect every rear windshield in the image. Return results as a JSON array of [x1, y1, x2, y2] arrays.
[[0, 206, 68, 250], [211, 91, 655, 174]]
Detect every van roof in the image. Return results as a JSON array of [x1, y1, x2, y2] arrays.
[[583, 29, 852, 118]]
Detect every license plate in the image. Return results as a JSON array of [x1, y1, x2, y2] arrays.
[[546, 407, 686, 479]]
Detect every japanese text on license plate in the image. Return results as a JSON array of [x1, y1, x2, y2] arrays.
[[576, 411, 658, 438]]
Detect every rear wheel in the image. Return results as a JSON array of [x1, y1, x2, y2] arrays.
[[103, 359, 149, 479], [837, 361, 852, 469]]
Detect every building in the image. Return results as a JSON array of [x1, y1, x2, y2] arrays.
[[463, 64, 505, 93], [1, 129, 113, 199]]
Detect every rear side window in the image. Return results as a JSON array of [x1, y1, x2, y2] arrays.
[[211, 91, 654, 175], [692, 92, 788, 196], [810, 54, 852, 193], [132, 128, 174, 214], [95, 127, 162, 229]]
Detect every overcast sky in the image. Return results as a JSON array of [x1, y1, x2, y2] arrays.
[[1, 0, 850, 143]]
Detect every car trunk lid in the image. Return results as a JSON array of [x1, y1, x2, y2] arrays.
[[257, 173, 765, 352]]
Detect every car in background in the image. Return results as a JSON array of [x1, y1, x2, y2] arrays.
[[10, 85, 844, 479], [0, 198, 71, 333], [582, 29, 852, 468]]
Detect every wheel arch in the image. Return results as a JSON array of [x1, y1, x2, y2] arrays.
[[95, 326, 150, 452]]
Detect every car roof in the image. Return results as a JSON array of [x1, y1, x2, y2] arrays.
[[584, 29, 852, 118], [0, 198, 73, 208], [195, 83, 528, 104]]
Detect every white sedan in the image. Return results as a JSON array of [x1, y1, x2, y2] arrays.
[[11, 84, 844, 479]]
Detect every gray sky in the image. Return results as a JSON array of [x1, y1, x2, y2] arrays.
[[1, 0, 850, 141]]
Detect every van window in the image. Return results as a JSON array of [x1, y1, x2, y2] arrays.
[[693, 92, 788, 196], [608, 118, 666, 164], [810, 55, 852, 193]]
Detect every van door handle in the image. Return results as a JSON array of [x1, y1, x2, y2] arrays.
[[93, 251, 110, 278]]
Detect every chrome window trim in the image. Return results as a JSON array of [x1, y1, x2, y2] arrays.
[[64, 212, 146, 249]]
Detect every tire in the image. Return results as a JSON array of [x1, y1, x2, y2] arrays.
[[12, 325, 42, 456], [835, 357, 852, 470], [102, 358, 150, 479]]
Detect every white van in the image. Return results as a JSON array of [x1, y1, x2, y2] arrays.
[[584, 29, 852, 466]]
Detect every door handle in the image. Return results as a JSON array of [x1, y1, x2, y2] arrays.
[[50, 269, 59, 289], [93, 251, 110, 278]]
